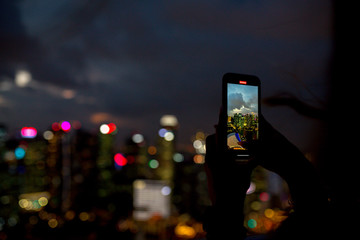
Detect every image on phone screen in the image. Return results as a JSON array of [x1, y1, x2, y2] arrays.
[[227, 82, 259, 151]]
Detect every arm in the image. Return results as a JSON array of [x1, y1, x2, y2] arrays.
[[257, 117, 329, 213], [203, 106, 258, 239], [203, 134, 252, 240], [203, 116, 329, 239]]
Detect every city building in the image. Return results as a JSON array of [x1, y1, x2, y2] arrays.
[[155, 115, 178, 184]]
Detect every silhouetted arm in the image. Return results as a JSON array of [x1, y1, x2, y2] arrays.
[[203, 116, 330, 240], [204, 134, 253, 240]]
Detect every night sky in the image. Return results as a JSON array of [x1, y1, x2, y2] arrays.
[[0, 0, 332, 153]]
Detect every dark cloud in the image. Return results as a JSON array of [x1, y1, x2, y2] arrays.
[[0, 0, 332, 151], [228, 92, 258, 116], [229, 92, 247, 111], [0, 1, 88, 88], [165, 0, 331, 40], [0, 1, 38, 74]]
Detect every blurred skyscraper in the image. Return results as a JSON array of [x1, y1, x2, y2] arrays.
[[155, 115, 178, 185]]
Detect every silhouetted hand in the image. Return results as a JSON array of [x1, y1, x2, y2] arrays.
[[204, 113, 330, 240], [203, 109, 257, 239], [204, 133, 253, 240]]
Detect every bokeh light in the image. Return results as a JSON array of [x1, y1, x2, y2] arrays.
[[52, 122, 60, 131], [100, 124, 110, 134], [100, 123, 117, 134], [160, 115, 178, 127], [250, 201, 262, 211], [175, 224, 196, 239], [259, 192, 270, 202], [61, 121, 71, 132], [38, 197, 48, 207], [79, 212, 90, 221], [48, 218, 58, 228], [114, 153, 127, 167], [158, 128, 167, 137], [107, 123, 117, 134], [14, 147, 26, 159], [20, 127, 37, 138], [193, 154, 205, 164], [161, 186, 171, 196], [164, 131, 174, 141], [15, 69, 31, 87], [132, 133, 144, 143], [247, 219, 257, 229], [149, 159, 159, 169], [147, 146, 157, 155], [264, 209, 275, 219], [173, 153, 184, 163], [43, 130, 54, 140]]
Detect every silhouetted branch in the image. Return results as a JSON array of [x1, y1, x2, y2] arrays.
[[264, 94, 327, 120]]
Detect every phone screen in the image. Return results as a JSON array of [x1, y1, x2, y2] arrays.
[[226, 82, 259, 151]]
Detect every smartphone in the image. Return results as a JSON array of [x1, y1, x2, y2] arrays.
[[222, 73, 260, 161]]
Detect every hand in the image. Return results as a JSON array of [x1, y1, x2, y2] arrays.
[[203, 108, 256, 239], [205, 134, 254, 205], [205, 107, 258, 206]]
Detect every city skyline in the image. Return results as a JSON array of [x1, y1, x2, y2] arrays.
[[0, 108, 287, 239]]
